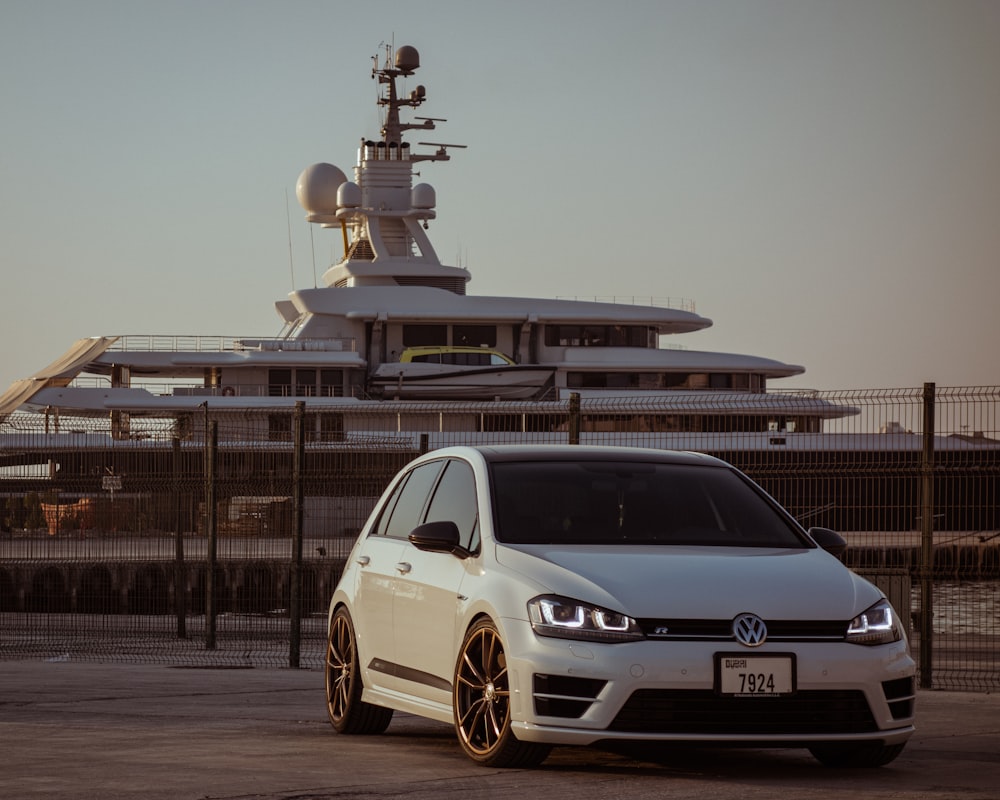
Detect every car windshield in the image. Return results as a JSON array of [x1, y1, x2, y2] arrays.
[[490, 460, 808, 547]]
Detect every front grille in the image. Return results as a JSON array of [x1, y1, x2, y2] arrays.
[[533, 674, 607, 719], [608, 689, 877, 734], [638, 618, 848, 642]]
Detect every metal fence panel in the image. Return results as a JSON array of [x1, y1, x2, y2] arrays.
[[1, 387, 997, 689]]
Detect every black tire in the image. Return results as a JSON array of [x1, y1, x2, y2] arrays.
[[325, 606, 393, 735], [809, 741, 906, 768], [453, 618, 552, 768]]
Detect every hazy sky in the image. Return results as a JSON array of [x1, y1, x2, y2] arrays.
[[1, 0, 997, 393]]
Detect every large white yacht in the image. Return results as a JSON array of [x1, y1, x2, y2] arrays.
[[0, 45, 848, 440]]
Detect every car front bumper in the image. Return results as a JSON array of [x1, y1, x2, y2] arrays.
[[499, 617, 916, 747]]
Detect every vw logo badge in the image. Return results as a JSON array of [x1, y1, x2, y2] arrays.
[[732, 613, 768, 647]]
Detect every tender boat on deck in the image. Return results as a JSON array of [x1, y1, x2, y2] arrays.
[[370, 347, 553, 400]]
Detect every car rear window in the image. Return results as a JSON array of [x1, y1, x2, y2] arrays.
[[489, 460, 807, 547]]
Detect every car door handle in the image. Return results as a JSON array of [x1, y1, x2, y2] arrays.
[[395, 562, 412, 574], [356, 555, 370, 567]]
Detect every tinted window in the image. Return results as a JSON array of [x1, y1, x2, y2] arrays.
[[268, 369, 292, 397], [490, 461, 806, 547], [403, 324, 447, 346], [378, 460, 446, 540], [424, 460, 480, 552], [453, 324, 497, 348]]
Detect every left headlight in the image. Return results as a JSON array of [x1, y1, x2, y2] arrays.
[[527, 595, 644, 643], [846, 599, 902, 645]]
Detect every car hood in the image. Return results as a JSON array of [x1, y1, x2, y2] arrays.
[[494, 544, 881, 620]]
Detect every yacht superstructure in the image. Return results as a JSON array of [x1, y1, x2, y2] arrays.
[[0, 44, 848, 438]]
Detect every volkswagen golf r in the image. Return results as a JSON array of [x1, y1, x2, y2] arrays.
[[324, 445, 915, 768]]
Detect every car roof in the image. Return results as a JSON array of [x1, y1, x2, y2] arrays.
[[459, 445, 729, 468]]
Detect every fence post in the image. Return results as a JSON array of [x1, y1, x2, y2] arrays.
[[173, 436, 187, 639], [919, 382, 935, 688], [289, 402, 305, 668], [568, 392, 581, 445], [205, 419, 218, 650]]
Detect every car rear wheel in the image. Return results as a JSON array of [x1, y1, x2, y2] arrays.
[[809, 741, 906, 767], [325, 607, 393, 734], [453, 618, 551, 768]]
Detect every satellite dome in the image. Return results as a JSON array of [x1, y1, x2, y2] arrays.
[[295, 163, 348, 214], [411, 183, 436, 209], [395, 45, 420, 73], [338, 181, 362, 208]]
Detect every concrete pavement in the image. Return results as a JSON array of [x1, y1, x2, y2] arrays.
[[1, 660, 998, 799]]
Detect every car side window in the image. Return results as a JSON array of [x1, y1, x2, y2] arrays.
[[423, 459, 480, 552], [380, 460, 446, 540]]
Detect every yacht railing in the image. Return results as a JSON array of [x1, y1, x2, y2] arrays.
[[62, 378, 347, 398], [556, 296, 697, 312], [106, 335, 357, 353]]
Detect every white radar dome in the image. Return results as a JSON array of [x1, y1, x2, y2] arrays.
[[411, 183, 436, 209], [296, 162, 348, 214], [338, 181, 362, 208]]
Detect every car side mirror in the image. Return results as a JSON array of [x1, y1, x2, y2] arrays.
[[808, 526, 847, 557], [408, 520, 468, 557]]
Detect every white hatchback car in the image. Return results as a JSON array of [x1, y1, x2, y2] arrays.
[[325, 445, 915, 768]]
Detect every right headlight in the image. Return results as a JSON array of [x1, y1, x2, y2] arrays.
[[527, 595, 644, 643], [846, 599, 901, 645]]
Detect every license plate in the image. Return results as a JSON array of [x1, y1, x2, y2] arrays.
[[716, 654, 795, 696]]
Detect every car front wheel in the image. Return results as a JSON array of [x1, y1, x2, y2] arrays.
[[809, 741, 906, 767], [453, 618, 551, 768], [325, 606, 393, 735]]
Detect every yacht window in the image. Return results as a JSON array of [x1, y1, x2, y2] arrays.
[[403, 324, 448, 347], [582, 325, 606, 346], [544, 324, 651, 348], [296, 369, 317, 397], [453, 325, 497, 348], [549, 325, 581, 346], [609, 325, 647, 347], [567, 371, 751, 391], [268, 369, 292, 397], [567, 372, 603, 388], [320, 370, 344, 397]]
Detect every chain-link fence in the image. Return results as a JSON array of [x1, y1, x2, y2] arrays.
[[1, 386, 997, 689]]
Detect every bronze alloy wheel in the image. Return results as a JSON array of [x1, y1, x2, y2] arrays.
[[325, 607, 393, 735], [453, 618, 550, 767]]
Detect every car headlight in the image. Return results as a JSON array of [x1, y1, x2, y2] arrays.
[[527, 595, 644, 643], [846, 599, 901, 645]]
